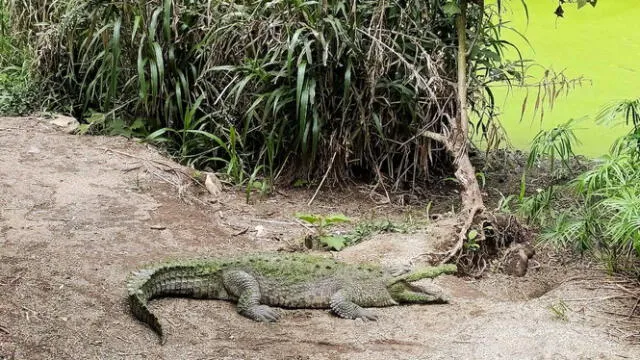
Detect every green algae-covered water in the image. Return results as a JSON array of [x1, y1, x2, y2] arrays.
[[490, 0, 640, 157]]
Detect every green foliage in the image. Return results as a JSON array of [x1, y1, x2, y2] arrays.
[[0, 6, 39, 116], [539, 100, 640, 274], [296, 212, 352, 251], [76, 112, 148, 137], [549, 300, 569, 321], [343, 220, 409, 246], [317, 235, 348, 252], [464, 229, 480, 251], [4, 0, 528, 186], [441, 1, 461, 17], [295, 213, 351, 230], [597, 98, 640, 131], [296, 214, 407, 251], [497, 118, 580, 226], [527, 118, 581, 173], [518, 187, 557, 225], [0, 69, 38, 115], [597, 98, 640, 153]]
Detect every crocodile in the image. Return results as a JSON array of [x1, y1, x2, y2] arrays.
[[127, 252, 456, 343]]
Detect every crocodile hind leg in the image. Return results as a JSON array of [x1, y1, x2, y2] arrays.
[[329, 290, 378, 321], [222, 270, 280, 322]]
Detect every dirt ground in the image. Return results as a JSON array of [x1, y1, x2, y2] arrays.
[[1, 116, 639, 360]]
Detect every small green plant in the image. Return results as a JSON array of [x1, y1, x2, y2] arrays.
[[245, 165, 271, 202], [527, 118, 581, 174], [464, 229, 481, 252], [145, 97, 251, 185], [296, 213, 352, 251], [292, 179, 310, 188], [0, 67, 38, 116], [476, 172, 486, 189], [76, 111, 148, 137], [499, 118, 580, 227], [519, 187, 557, 225], [597, 98, 640, 132], [344, 220, 409, 246], [296, 213, 352, 232], [496, 186, 557, 226], [549, 300, 569, 321], [295, 215, 409, 251]]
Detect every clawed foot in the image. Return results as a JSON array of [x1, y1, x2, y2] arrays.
[[354, 308, 378, 321], [245, 305, 280, 322]]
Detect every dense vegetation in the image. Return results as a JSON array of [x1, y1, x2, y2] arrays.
[[0, 1, 38, 115], [0, 0, 520, 188], [538, 99, 640, 274], [497, 96, 640, 274]]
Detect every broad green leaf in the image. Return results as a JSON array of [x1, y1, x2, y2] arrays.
[[293, 179, 308, 187], [184, 130, 227, 149], [151, 42, 164, 83], [149, 60, 158, 98], [324, 213, 351, 225], [295, 213, 320, 225], [149, 7, 162, 42], [296, 61, 307, 120], [163, 0, 172, 40], [132, 15, 141, 42], [320, 235, 348, 251], [299, 78, 310, 152], [146, 127, 176, 142], [136, 35, 148, 101], [343, 59, 352, 107]]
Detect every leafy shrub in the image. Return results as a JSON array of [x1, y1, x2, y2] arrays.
[[4, 0, 523, 185], [0, 4, 39, 116], [0, 70, 38, 115], [539, 100, 640, 273], [497, 118, 580, 226]]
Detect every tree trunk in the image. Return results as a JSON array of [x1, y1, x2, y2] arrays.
[[452, 0, 484, 216], [424, 0, 485, 263]]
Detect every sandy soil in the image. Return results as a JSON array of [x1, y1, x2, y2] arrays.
[[1, 116, 639, 359]]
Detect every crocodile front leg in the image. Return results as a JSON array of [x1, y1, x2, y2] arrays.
[[329, 290, 378, 321], [222, 270, 280, 322]]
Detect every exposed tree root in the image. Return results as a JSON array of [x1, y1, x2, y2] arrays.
[[440, 204, 483, 265], [439, 211, 535, 276]]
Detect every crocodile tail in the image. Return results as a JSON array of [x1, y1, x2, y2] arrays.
[[127, 268, 165, 344]]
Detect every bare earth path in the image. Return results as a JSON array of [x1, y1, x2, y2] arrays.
[[1, 116, 639, 359]]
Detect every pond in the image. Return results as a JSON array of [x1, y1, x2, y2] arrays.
[[488, 0, 640, 157]]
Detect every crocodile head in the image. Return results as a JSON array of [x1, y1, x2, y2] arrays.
[[385, 264, 457, 304]]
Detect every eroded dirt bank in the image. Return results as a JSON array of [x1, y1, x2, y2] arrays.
[[1, 116, 638, 359]]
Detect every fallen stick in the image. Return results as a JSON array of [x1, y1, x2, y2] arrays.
[[308, 151, 337, 206]]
